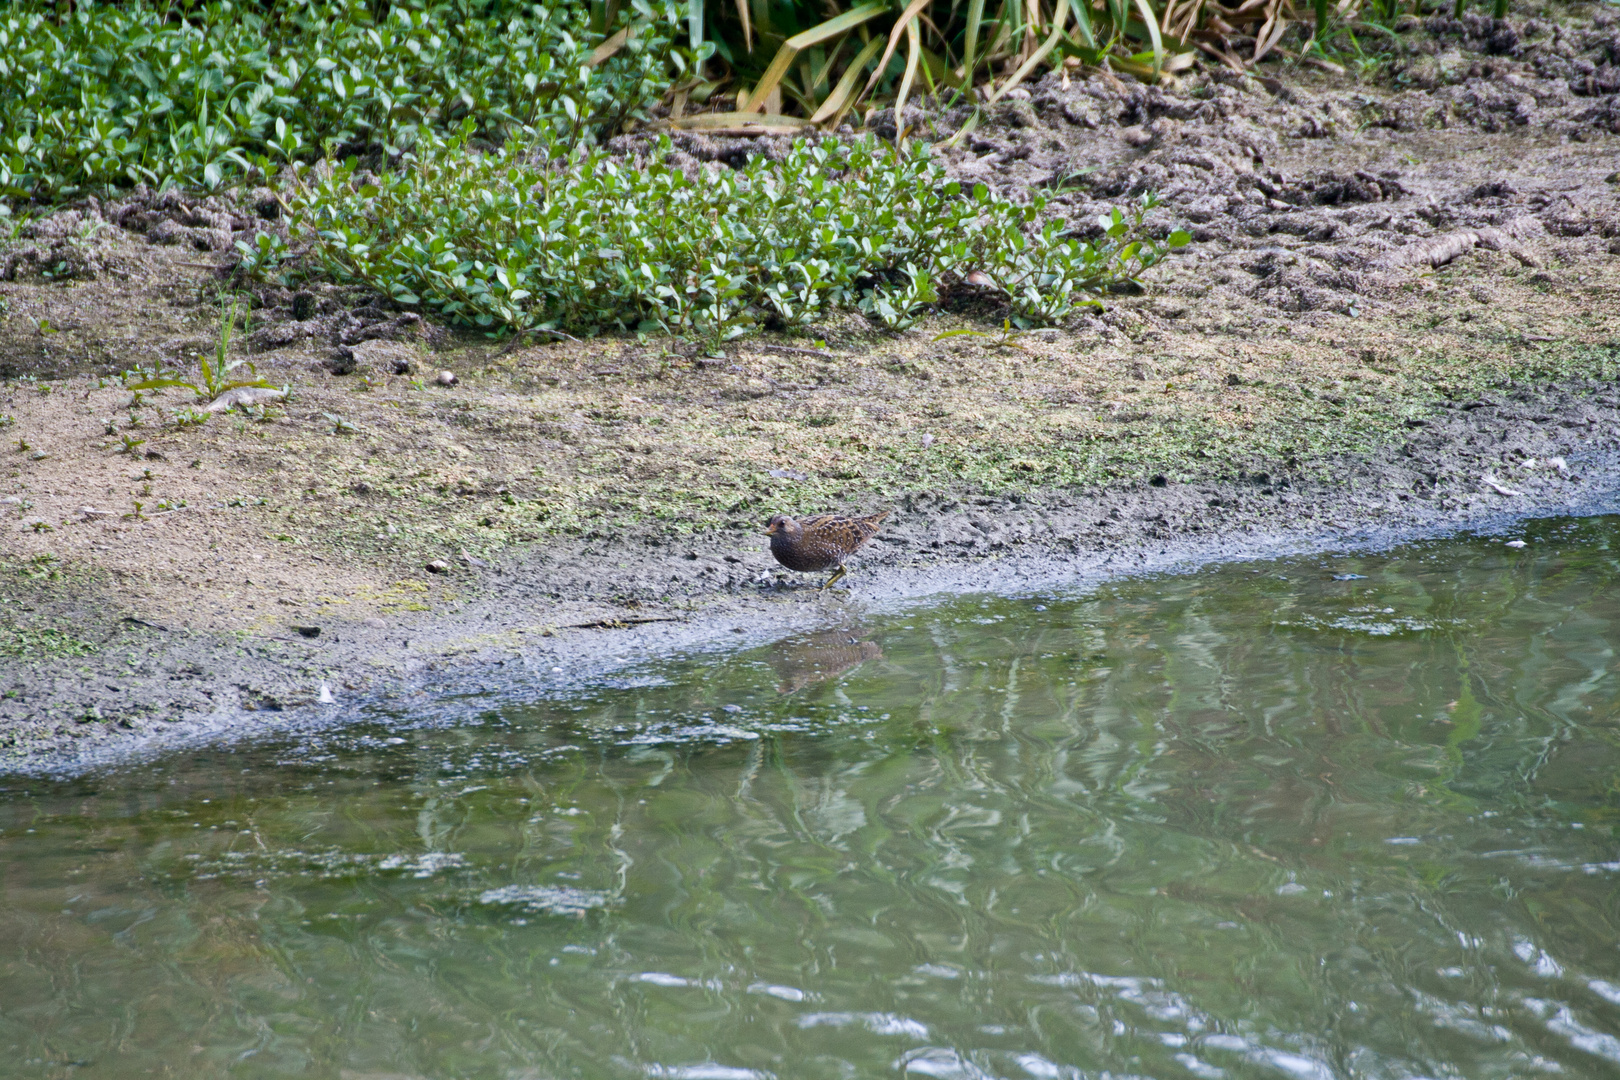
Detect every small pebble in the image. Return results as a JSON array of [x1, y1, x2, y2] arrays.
[[27, 450, 47, 461], [318, 683, 336, 704], [426, 559, 450, 573], [436, 370, 457, 386], [363, 617, 387, 629], [1505, 540, 1527, 548]]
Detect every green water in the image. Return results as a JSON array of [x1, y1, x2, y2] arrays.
[[5, 519, 1620, 1080]]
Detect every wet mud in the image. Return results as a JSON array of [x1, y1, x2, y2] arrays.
[[2, 9, 1618, 767], [8, 374, 1620, 772]]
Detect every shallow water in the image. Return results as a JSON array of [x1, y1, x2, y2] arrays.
[[5, 518, 1620, 1079]]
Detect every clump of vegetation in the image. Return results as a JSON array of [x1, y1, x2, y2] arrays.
[[0, 0, 1490, 212], [0, 624, 97, 659], [125, 298, 281, 401], [0, 0, 693, 201], [271, 132, 1186, 340], [677, 0, 1501, 134]]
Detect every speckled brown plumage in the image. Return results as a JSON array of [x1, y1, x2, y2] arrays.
[[765, 511, 888, 589]]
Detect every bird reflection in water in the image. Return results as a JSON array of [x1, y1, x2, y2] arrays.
[[769, 628, 883, 694]]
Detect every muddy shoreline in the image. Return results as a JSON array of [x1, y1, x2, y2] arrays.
[[3, 7, 1618, 770], [6, 373, 1620, 772]]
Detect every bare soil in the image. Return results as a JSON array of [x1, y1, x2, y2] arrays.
[[1, 9, 1617, 768]]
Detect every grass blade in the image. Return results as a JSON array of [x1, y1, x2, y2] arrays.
[[1069, 0, 1098, 50], [960, 0, 987, 86], [987, 0, 1071, 102], [1130, 0, 1166, 77], [941, 105, 980, 148], [737, 1, 888, 114], [894, 17, 920, 144], [893, 15, 923, 145], [688, 0, 705, 53], [810, 34, 888, 127], [858, 0, 933, 108]]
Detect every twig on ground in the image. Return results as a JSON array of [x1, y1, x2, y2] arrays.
[[121, 615, 171, 631], [561, 616, 684, 630], [494, 328, 582, 359], [756, 343, 835, 358]]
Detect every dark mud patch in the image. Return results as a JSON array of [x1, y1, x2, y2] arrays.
[[7, 373, 1620, 771]]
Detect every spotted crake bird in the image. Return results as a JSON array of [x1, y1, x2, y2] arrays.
[[764, 511, 889, 590]]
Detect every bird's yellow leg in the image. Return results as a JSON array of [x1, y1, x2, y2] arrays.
[[820, 565, 848, 591]]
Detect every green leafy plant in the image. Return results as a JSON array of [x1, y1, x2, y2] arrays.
[[275, 132, 1185, 338], [118, 434, 146, 456], [125, 299, 279, 402], [0, 0, 696, 201], [934, 318, 1032, 351], [0, 624, 97, 658]]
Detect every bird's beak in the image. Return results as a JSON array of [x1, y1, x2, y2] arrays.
[[764, 524, 776, 535]]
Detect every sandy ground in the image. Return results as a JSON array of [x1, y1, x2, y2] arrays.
[[1, 9, 1617, 767]]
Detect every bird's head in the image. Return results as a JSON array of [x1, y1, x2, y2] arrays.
[[764, 514, 797, 537]]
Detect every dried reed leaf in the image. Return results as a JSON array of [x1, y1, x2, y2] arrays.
[[738, 1, 888, 113], [893, 16, 924, 144], [668, 111, 814, 131], [858, 0, 933, 107], [987, 0, 1072, 102], [809, 34, 887, 126], [588, 25, 631, 66]]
